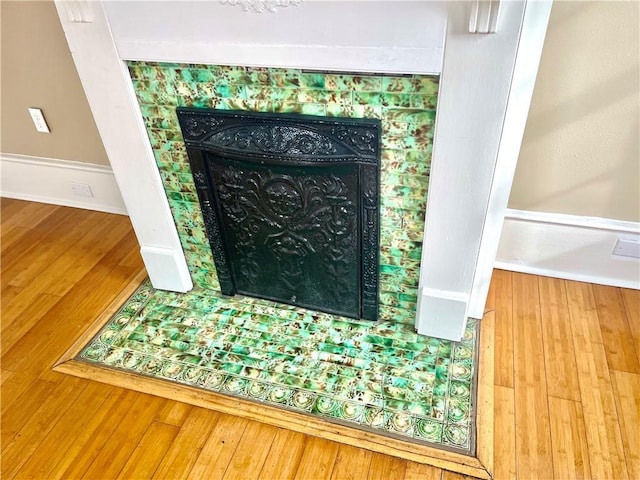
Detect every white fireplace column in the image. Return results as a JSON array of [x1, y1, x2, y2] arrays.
[[55, 0, 551, 341]]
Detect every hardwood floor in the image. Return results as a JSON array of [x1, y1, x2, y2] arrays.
[[2, 198, 639, 479]]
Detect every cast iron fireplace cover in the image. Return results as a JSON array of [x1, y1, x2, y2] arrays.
[[177, 108, 381, 321]]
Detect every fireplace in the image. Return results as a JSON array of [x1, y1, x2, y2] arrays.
[[55, 0, 552, 340], [176, 107, 381, 320], [129, 62, 437, 326]]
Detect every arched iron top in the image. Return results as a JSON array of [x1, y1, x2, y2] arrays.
[[176, 107, 380, 164]]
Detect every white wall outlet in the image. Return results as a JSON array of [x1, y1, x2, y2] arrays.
[[28, 108, 50, 133], [613, 236, 640, 259], [71, 182, 94, 197]]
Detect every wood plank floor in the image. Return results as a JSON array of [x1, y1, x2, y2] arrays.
[[2, 198, 639, 479]]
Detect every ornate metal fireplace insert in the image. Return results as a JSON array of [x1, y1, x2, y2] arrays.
[[177, 108, 381, 320]]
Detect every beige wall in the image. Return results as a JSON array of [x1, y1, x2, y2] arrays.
[[0, 0, 109, 165], [509, 1, 640, 222], [1, 1, 638, 221]]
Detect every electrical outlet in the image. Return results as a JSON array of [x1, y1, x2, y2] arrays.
[[613, 237, 640, 259], [28, 108, 50, 133], [71, 182, 93, 197]]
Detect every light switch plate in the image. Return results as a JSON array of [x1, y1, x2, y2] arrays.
[[28, 108, 50, 133]]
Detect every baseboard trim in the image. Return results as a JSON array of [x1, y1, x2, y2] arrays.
[[497, 209, 640, 289], [0, 153, 127, 215]]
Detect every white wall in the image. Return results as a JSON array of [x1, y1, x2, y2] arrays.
[[510, 1, 639, 222], [0, 1, 109, 165], [497, 1, 639, 289]]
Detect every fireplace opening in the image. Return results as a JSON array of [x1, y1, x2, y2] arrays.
[[177, 108, 381, 320]]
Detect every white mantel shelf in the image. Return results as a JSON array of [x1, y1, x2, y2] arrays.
[[55, 0, 552, 341]]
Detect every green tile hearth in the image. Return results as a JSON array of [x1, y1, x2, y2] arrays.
[[128, 62, 438, 325], [80, 280, 477, 452]]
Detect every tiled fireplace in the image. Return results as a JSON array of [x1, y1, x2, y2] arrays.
[[130, 62, 438, 327], [55, 0, 551, 467], [80, 63, 486, 451], [55, 0, 551, 339]]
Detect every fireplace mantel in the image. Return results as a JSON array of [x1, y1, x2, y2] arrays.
[[55, 0, 552, 340]]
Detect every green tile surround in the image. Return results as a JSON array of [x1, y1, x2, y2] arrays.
[[80, 280, 477, 452], [128, 62, 438, 324], [99, 62, 478, 452]]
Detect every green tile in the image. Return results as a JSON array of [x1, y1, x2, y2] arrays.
[[246, 67, 272, 85], [381, 93, 412, 108], [383, 109, 436, 125], [214, 84, 245, 99], [126, 61, 441, 343], [382, 76, 439, 95], [270, 71, 302, 88], [299, 72, 325, 89], [217, 98, 252, 111], [323, 104, 351, 118], [405, 149, 433, 165], [353, 92, 382, 106], [299, 103, 327, 116], [217, 65, 251, 84], [410, 94, 438, 109], [298, 89, 352, 106], [245, 86, 297, 102], [325, 74, 382, 92], [272, 101, 305, 114]]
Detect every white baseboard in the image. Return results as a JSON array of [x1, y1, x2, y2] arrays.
[[496, 209, 640, 289], [0, 153, 127, 215]]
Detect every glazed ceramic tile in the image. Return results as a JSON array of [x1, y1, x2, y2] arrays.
[[127, 62, 437, 324], [80, 280, 477, 452]]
